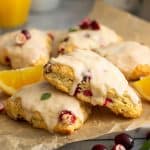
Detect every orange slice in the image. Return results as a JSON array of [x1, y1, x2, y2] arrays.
[[132, 76, 150, 101], [0, 65, 43, 95]]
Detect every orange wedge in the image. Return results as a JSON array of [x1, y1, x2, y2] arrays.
[[132, 76, 150, 101], [0, 65, 43, 95]]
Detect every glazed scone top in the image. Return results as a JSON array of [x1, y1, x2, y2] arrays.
[[0, 29, 51, 68], [60, 25, 121, 51], [101, 41, 150, 78], [51, 49, 140, 105], [10, 82, 89, 131]]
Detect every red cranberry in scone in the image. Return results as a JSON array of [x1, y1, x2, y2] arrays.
[[59, 110, 76, 125]]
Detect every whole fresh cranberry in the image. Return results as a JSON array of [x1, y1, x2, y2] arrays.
[[112, 144, 126, 150], [92, 144, 108, 150], [115, 133, 134, 149], [59, 110, 76, 125], [79, 18, 91, 29], [146, 132, 150, 140], [90, 20, 100, 30], [21, 29, 31, 39]]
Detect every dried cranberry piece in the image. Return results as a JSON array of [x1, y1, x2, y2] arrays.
[[112, 144, 126, 150], [83, 90, 93, 97], [79, 18, 91, 29], [115, 133, 134, 149], [21, 29, 31, 40], [103, 98, 113, 106], [92, 144, 108, 150], [59, 110, 76, 125], [58, 48, 65, 54], [90, 20, 100, 30], [5, 56, 10, 64], [63, 37, 69, 42]]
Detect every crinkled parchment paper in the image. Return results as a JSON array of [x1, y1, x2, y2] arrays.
[[0, 0, 150, 149]]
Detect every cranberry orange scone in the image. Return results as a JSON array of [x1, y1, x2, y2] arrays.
[[44, 49, 142, 118], [101, 41, 150, 81], [0, 29, 52, 69], [58, 19, 122, 54], [4, 82, 91, 134]]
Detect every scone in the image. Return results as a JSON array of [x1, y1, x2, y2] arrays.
[[0, 29, 52, 69], [100, 41, 150, 80], [44, 49, 142, 118], [4, 82, 91, 134], [58, 19, 122, 54]]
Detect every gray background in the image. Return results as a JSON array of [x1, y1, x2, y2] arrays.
[[28, 0, 94, 30]]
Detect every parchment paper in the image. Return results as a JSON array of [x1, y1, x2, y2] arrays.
[[0, 1, 150, 149]]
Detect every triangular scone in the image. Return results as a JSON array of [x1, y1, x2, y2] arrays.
[[5, 82, 91, 134], [0, 29, 52, 69], [44, 49, 142, 118], [58, 21, 122, 55], [99, 41, 150, 81]]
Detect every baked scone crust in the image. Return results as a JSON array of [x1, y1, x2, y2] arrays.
[[5, 82, 91, 134]]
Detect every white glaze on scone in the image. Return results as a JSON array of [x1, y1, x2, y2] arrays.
[[51, 49, 140, 105], [101, 41, 150, 78], [10, 82, 89, 131], [61, 25, 121, 50], [0, 29, 51, 68]]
